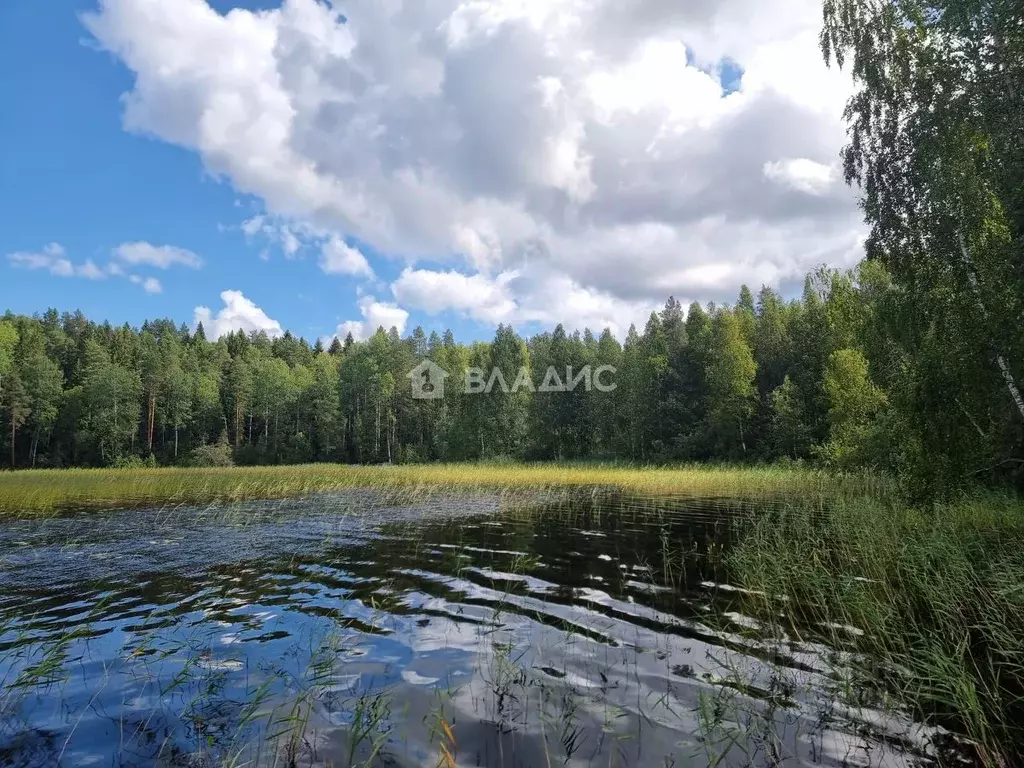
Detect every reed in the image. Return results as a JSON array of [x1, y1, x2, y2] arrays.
[[0, 462, 887, 515], [728, 493, 1024, 766]]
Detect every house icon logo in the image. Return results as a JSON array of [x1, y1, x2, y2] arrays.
[[407, 360, 449, 400]]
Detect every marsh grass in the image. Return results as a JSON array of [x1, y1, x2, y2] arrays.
[[728, 493, 1024, 766], [0, 462, 887, 516]]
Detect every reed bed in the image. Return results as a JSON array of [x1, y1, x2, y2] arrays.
[[0, 462, 887, 516], [729, 494, 1024, 766]]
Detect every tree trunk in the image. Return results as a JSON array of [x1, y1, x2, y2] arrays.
[[174, 426, 179, 458], [10, 420, 15, 468], [958, 231, 1024, 421]]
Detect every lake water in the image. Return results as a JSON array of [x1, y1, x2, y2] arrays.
[[0, 491, 945, 767]]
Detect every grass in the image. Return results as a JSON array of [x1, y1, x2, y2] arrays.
[[7, 460, 1020, 762], [0, 461, 888, 515], [728, 493, 1024, 766]]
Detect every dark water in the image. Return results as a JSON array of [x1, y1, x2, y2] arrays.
[[0, 491, 942, 767]]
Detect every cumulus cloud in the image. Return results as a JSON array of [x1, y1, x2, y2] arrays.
[[85, 0, 865, 332], [114, 241, 203, 269], [319, 237, 374, 278], [391, 268, 518, 324], [392, 265, 658, 337], [331, 296, 409, 341], [193, 290, 284, 338]]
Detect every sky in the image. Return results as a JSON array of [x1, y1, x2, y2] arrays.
[[0, 0, 865, 344]]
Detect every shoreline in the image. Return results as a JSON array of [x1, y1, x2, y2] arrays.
[[0, 463, 886, 515]]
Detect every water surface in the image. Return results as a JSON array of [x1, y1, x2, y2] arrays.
[[0, 491, 943, 766]]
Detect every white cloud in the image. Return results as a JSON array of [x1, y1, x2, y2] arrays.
[[85, 0, 865, 331], [391, 266, 656, 337], [763, 158, 836, 195], [319, 237, 374, 278], [241, 215, 265, 238], [280, 227, 301, 256], [8, 242, 181, 294], [114, 241, 203, 269], [8, 243, 106, 280], [240, 214, 307, 257], [513, 273, 660, 338], [77, 260, 106, 280], [331, 296, 409, 341], [130, 274, 164, 293], [391, 267, 518, 324], [193, 290, 284, 338]]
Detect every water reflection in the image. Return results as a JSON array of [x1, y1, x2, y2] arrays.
[[0, 491, 944, 766]]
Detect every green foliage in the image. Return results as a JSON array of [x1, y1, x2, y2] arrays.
[[820, 348, 887, 467], [186, 437, 235, 468], [0, 241, 1016, 494], [112, 454, 158, 469], [0, 320, 16, 395], [770, 376, 810, 460], [705, 310, 757, 456], [822, 0, 1024, 494], [731, 495, 1024, 764]]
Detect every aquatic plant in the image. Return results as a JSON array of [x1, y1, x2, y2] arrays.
[[3, 482, 1008, 766], [729, 494, 1024, 766], [0, 462, 887, 516]]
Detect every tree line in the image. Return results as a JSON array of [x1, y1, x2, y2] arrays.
[[2, 0, 1022, 497], [1, 254, 1021, 495]]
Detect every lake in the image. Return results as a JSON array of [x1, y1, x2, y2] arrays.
[[0, 491, 947, 767]]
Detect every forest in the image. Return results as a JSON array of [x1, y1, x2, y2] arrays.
[[1, 251, 1021, 498], [2, 0, 1024, 503]]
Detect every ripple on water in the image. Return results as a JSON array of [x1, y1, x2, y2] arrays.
[[0, 491, 949, 767]]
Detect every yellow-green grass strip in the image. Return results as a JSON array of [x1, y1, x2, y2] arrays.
[[0, 463, 888, 516]]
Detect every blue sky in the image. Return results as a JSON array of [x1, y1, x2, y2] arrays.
[[0, 0, 861, 344], [1, 0, 424, 343]]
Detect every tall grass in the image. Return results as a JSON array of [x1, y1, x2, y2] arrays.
[[728, 494, 1024, 766], [0, 462, 887, 515]]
